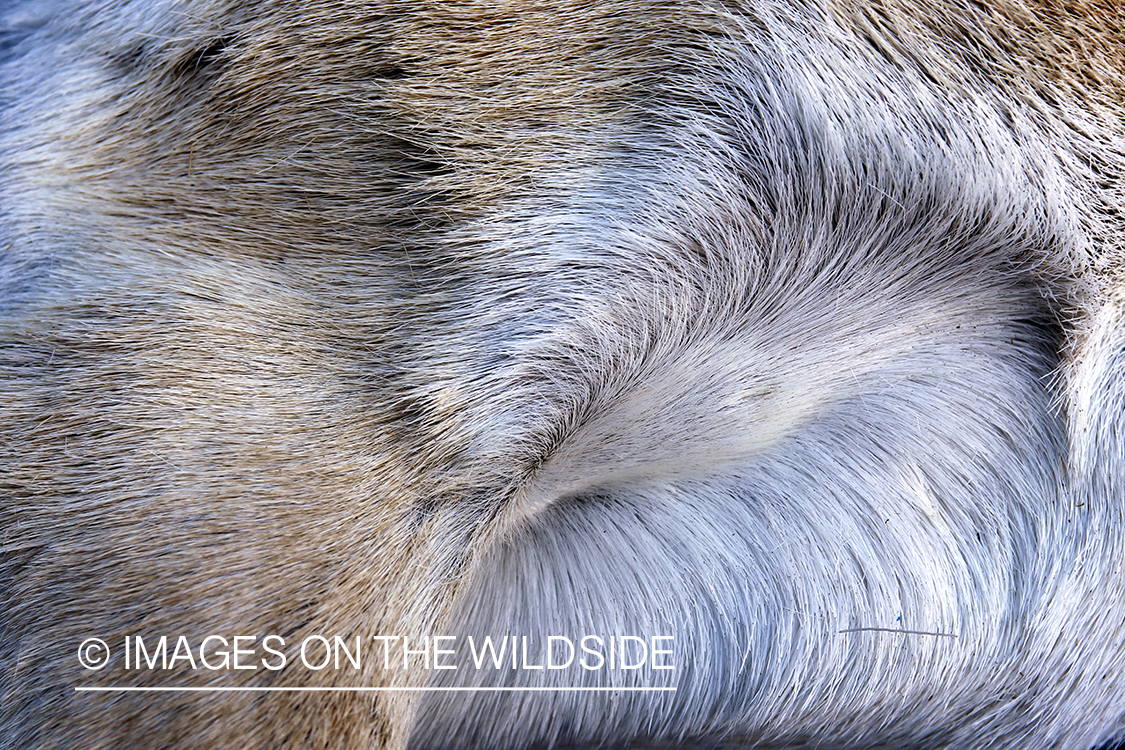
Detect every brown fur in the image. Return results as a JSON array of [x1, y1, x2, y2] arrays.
[[2, 1, 1123, 748]]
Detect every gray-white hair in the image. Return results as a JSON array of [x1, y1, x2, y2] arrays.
[[1, 1, 1122, 748]]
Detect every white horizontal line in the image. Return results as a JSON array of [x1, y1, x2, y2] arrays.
[[838, 628, 957, 637], [75, 686, 677, 693]]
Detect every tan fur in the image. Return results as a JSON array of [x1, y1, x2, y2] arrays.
[[1, 1, 1123, 748]]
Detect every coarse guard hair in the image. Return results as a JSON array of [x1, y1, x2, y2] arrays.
[[1, 0, 1123, 749]]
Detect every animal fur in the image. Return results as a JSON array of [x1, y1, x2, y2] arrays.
[[0, 0, 1122, 748]]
